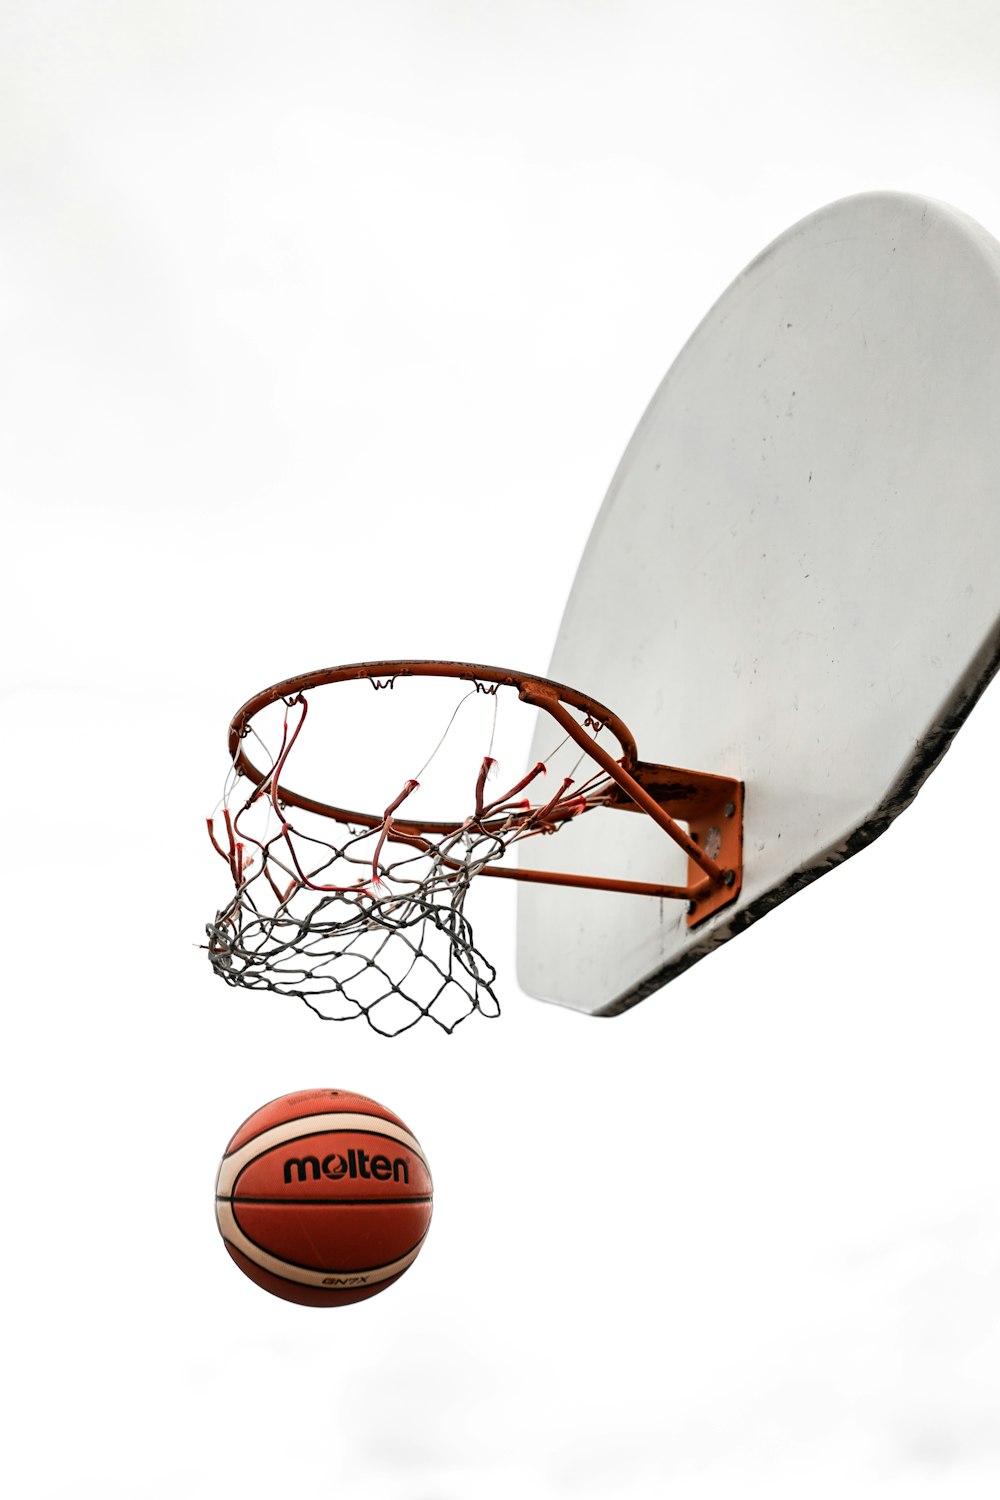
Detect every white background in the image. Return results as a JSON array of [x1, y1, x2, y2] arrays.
[[4, 4, 1000, 1496]]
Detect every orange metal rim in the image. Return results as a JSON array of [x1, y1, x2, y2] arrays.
[[224, 658, 743, 923]]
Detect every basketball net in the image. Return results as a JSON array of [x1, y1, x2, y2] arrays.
[[206, 684, 608, 1035]]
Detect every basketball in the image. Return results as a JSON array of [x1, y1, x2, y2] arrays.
[[215, 1088, 433, 1306]]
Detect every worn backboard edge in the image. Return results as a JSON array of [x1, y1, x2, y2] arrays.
[[584, 622, 1000, 1017]]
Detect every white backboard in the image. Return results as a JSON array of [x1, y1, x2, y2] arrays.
[[518, 192, 1000, 1014]]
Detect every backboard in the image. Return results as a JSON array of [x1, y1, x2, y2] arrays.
[[516, 191, 1000, 1016]]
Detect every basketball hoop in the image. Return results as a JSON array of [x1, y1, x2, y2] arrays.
[[206, 661, 742, 1034]]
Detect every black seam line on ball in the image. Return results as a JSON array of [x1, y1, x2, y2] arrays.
[[218, 1194, 432, 1206]]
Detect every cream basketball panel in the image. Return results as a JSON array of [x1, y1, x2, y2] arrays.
[[517, 192, 1000, 1015]]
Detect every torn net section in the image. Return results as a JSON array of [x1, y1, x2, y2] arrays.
[[206, 688, 611, 1035]]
